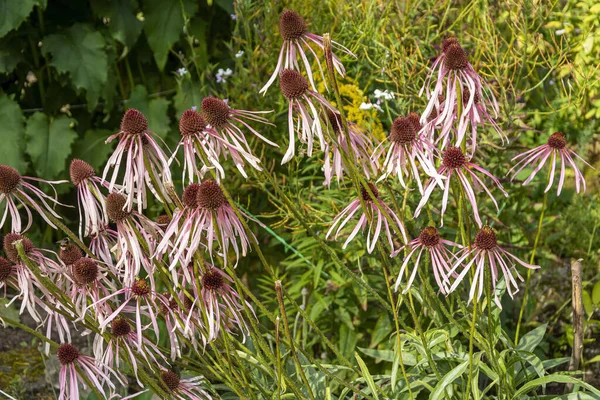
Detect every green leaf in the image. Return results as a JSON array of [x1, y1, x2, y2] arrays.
[[124, 85, 171, 139], [0, 0, 36, 37], [370, 313, 392, 348], [71, 129, 114, 172], [517, 323, 547, 353], [0, 93, 27, 171], [0, 40, 23, 73], [25, 113, 77, 179], [42, 23, 108, 109], [355, 352, 380, 400], [142, 0, 197, 70], [583, 290, 594, 318], [430, 360, 469, 400], [173, 76, 205, 116], [514, 373, 600, 397], [592, 281, 600, 306], [90, 0, 142, 53]]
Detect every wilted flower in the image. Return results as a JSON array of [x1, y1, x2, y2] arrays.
[[447, 226, 540, 308], [69, 159, 109, 238], [159, 369, 212, 400], [103, 109, 173, 212], [508, 132, 593, 195], [414, 146, 508, 227], [392, 226, 462, 294], [0, 164, 67, 233], [260, 10, 355, 95], [326, 183, 407, 253]]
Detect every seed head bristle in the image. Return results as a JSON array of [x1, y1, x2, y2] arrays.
[[202, 269, 224, 291], [131, 279, 151, 297], [59, 242, 83, 265], [325, 109, 342, 133], [120, 109, 148, 135], [360, 183, 379, 202], [73, 258, 99, 285], [179, 109, 207, 136], [182, 183, 201, 209], [419, 226, 440, 247], [0, 257, 13, 282], [160, 370, 181, 391], [69, 159, 95, 186], [444, 43, 468, 70], [0, 165, 21, 194], [279, 69, 309, 100], [57, 344, 79, 365], [156, 214, 171, 226], [442, 36, 460, 53], [201, 97, 230, 129], [111, 317, 132, 337], [279, 10, 307, 41], [442, 146, 466, 169], [462, 88, 481, 105], [474, 226, 497, 250], [547, 132, 566, 150], [106, 193, 130, 223], [389, 117, 417, 145], [197, 180, 227, 210], [3, 233, 34, 264]]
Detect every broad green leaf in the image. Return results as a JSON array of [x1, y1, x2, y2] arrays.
[[355, 352, 380, 400], [71, 129, 115, 172], [0, 40, 23, 73], [142, 0, 198, 71], [90, 0, 142, 53], [173, 76, 205, 116], [25, 113, 77, 179], [358, 347, 394, 362], [582, 290, 594, 318], [339, 323, 357, 360], [370, 312, 392, 348], [42, 23, 108, 109], [517, 323, 547, 353], [514, 373, 600, 397], [124, 85, 171, 139], [0, 0, 36, 37], [592, 281, 600, 305], [0, 93, 27, 170], [430, 360, 469, 400]]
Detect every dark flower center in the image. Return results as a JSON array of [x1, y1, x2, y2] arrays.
[[121, 109, 148, 135], [131, 279, 151, 296], [279, 10, 307, 41], [59, 242, 83, 265], [442, 146, 466, 169], [183, 296, 194, 311], [326, 109, 342, 133], [160, 293, 179, 314], [160, 370, 181, 391], [547, 132, 566, 150], [0, 257, 13, 282], [474, 226, 497, 250], [106, 193, 131, 223], [69, 159, 95, 186], [389, 117, 417, 145], [156, 214, 172, 226], [444, 43, 468, 70], [111, 317, 132, 337], [201, 97, 230, 129], [462, 88, 481, 105], [442, 36, 460, 53], [179, 109, 207, 136], [196, 180, 227, 210], [3, 233, 34, 264], [279, 69, 309, 100], [407, 112, 422, 132], [0, 165, 21, 194], [360, 183, 379, 202], [57, 344, 80, 365], [73, 258, 99, 285], [182, 183, 201, 209], [419, 226, 440, 247], [202, 269, 224, 291]]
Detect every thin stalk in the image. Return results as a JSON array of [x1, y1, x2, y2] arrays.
[[465, 293, 478, 400]]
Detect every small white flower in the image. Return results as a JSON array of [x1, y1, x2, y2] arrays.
[[373, 104, 383, 112], [235, 50, 244, 58], [216, 68, 233, 83], [231, 14, 237, 20], [176, 67, 188, 77], [373, 89, 395, 101], [359, 102, 373, 110], [555, 29, 566, 36]]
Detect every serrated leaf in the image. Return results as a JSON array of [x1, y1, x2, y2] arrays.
[[124, 85, 171, 139], [0, 93, 27, 170], [142, 0, 197, 71], [430, 360, 469, 400], [592, 281, 600, 306], [42, 23, 108, 109], [0, 0, 36, 37], [517, 323, 547, 353], [90, 0, 142, 53], [25, 113, 77, 179], [71, 129, 115, 172], [583, 290, 594, 318], [355, 352, 380, 400]]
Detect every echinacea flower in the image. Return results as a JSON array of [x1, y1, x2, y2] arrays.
[[508, 132, 593, 195], [103, 109, 173, 212], [279, 69, 337, 163], [67, 257, 115, 323], [200, 97, 277, 177], [374, 113, 442, 194], [58, 240, 83, 266], [69, 159, 109, 238], [326, 183, 407, 253], [200, 267, 252, 343], [0, 164, 67, 233], [57, 343, 124, 400], [392, 226, 462, 294], [323, 109, 379, 187], [446, 226, 540, 308], [4, 233, 64, 280], [414, 146, 508, 227], [260, 10, 355, 95], [158, 369, 212, 400]]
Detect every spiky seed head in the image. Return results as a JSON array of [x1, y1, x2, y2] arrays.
[[57, 344, 79, 365], [201, 97, 230, 129], [111, 317, 132, 337], [179, 109, 207, 136], [73, 258, 99, 285], [389, 117, 417, 145], [442, 146, 466, 169], [202, 269, 224, 291], [444, 43, 468, 70], [69, 159, 95, 186], [326, 109, 342, 133], [160, 370, 181, 391], [3, 233, 34, 264], [131, 279, 151, 297], [360, 183, 379, 202], [442, 36, 460, 53], [0, 165, 21, 194], [462, 88, 481, 105], [547, 132, 566, 150], [106, 193, 130, 223], [183, 296, 194, 311], [196, 180, 227, 210], [59, 242, 83, 265], [121, 109, 148, 135], [474, 226, 497, 250], [182, 183, 201, 209], [279, 10, 307, 40], [419, 226, 440, 247], [0, 257, 13, 282], [156, 214, 171, 226], [279, 69, 309, 100], [161, 293, 179, 314], [407, 112, 422, 132]]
